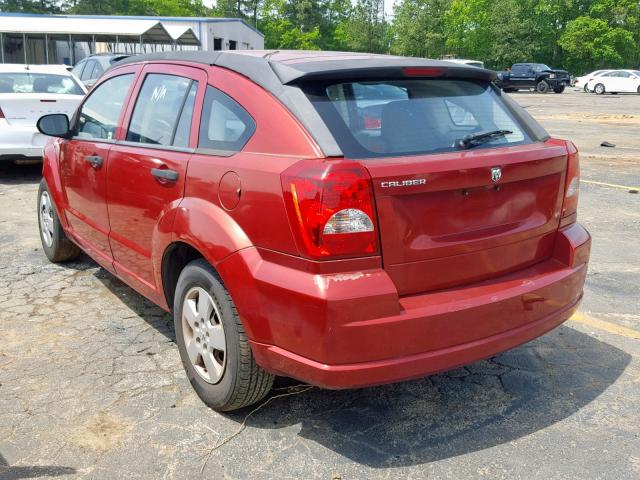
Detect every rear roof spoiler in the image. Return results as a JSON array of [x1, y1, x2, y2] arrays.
[[270, 59, 497, 85]]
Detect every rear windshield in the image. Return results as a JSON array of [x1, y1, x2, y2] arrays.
[[303, 79, 530, 159], [0, 73, 84, 95]]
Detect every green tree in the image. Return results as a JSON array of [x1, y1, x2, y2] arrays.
[[559, 15, 635, 72], [335, 0, 387, 53], [392, 0, 451, 58]]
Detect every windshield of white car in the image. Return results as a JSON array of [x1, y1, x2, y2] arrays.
[[0, 73, 84, 95]]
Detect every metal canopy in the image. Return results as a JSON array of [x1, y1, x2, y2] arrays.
[[164, 25, 200, 46], [0, 16, 199, 45]]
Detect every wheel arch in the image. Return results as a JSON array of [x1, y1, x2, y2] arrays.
[[159, 197, 253, 310], [41, 139, 69, 228]]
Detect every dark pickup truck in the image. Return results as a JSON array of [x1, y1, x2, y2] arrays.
[[496, 63, 571, 93]]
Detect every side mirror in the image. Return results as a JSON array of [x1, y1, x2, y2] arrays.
[[37, 114, 71, 138]]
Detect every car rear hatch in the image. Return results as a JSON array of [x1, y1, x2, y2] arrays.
[[364, 141, 567, 295], [297, 69, 568, 296]]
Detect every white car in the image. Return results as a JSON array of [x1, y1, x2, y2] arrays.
[[443, 58, 485, 69], [587, 70, 640, 95], [573, 70, 611, 92], [0, 64, 86, 163]]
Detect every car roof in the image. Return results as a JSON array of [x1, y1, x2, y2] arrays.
[[0, 64, 73, 75], [112, 51, 548, 157], [115, 50, 496, 84]]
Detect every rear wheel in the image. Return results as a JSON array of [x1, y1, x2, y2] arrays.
[[502, 87, 515, 93], [594, 83, 605, 95], [553, 86, 565, 94], [173, 258, 274, 411], [536, 80, 550, 93], [37, 180, 80, 263], [583, 84, 589, 93]]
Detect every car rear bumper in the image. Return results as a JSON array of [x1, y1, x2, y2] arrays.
[[0, 125, 46, 160], [218, 223, 590, 389]]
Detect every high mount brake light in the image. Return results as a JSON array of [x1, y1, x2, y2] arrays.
[[281, 160, 379, 260], [403, 67, 446, 77], [561, 141, 580, 227]]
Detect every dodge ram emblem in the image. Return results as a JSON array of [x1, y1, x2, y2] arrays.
[[491, 167, 502, 183]]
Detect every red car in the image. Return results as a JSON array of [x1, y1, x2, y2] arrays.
[[36, 51, 590, 411]]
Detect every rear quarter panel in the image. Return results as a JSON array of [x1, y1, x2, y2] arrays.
[[173, 66, 321, 261]]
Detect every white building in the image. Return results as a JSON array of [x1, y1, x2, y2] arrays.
[[0, 13, 264, 65]]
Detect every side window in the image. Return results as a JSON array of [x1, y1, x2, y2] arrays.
[[92, 61, 104, 80], [76, 74, 134, 140], [71, 61, 85, 79], [126, 73, 196, 147], [198, 86, 255, 153], [172, 83, 198, 148], [81, 61, 96, 81]]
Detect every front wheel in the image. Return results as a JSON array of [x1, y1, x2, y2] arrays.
[[553, 86, 565, 94], [594, 83, 605, 95], [37, 180, 80, 263], [174, 259, 274, 411], [536, 80, 550, 93], [583, 84, 589, 93]]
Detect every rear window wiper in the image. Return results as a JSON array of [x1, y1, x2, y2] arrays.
[[455, 129, 513, 149]]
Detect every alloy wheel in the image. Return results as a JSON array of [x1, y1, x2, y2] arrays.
[[39, 191, 54, 248], [181, 286, 227, 384]]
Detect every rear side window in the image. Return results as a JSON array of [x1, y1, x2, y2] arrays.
[[76, 74, 134, 140], [304, 79, 530, 159], [198, 86, 255, 153], [126, 74, 197, 147]]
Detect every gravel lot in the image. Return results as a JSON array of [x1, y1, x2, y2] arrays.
[[1, 89, 639, 480]]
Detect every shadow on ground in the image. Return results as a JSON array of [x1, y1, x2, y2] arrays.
[[91, 254, 630, 468], [0, 453, 76, 480], [236, 325, 629, 468], [0, 163, 41, 185]]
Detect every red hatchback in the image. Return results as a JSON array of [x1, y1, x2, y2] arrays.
[[36, 51, 590, 411]]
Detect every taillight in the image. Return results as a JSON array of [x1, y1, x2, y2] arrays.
[[281, 160, 379, 259], [0, 107, 4, 119], [561, 141, 580, 227]]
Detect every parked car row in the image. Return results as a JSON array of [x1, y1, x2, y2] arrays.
[[574, 69, 640, 95]]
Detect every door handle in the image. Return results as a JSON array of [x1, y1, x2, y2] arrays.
[[151, 168, 179, 182], [85, 155, 103, 168]]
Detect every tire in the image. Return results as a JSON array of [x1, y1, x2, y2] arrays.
[[637, 85, 640, 94], [37, 179, 80, 263], [174, 258, 274, 411], [536, 80, 550, 93], [553, 86, 565, 94], [583, 84, 589, 93], [594, 83, 605, 95], [502, 88, 515, 93]]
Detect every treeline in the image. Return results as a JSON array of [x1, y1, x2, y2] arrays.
[[1, 0, 639, 73]]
